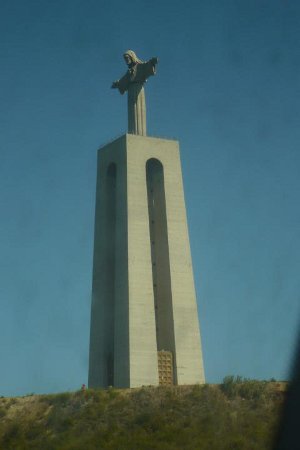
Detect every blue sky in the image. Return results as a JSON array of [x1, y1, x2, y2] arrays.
[[1, 0, 299, 396]]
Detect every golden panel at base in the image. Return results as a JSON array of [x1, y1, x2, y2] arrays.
[[158, 350, 174, 386]]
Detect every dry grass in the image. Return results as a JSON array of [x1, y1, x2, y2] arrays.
[[0, 380, 286, 450]]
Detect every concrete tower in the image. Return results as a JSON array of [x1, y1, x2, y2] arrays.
[[88, 51, 205, 388]]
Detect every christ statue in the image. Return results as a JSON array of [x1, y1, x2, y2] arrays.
[[111, 50, 158, 136]]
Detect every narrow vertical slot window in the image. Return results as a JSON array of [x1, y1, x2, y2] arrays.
[[146, 158, 176, 384], [105, 163, 117, 386]]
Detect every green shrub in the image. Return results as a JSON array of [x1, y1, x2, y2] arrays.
[[107, 387, 120, 400], [221, 375, 238, 398], [221, 375, 270, 402], [2, 422, 23, 444], [0, 407, 7, 418], [49, 392, 72, 406], [238, 379, 268, 401]]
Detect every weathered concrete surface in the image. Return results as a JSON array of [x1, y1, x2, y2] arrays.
[[89, 134, 205, 388]]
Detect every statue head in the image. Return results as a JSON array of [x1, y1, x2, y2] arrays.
[[123, 50, 143, 67]]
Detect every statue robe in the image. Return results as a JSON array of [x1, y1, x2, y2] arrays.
[[116, 60, 156, 136]]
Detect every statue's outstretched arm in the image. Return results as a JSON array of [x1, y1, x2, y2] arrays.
[[111, 80, 119, 89]]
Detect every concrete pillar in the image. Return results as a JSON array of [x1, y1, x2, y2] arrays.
[[88, 134, 205, 388]]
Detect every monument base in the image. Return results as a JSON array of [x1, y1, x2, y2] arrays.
[[89, 134, 205, 388]]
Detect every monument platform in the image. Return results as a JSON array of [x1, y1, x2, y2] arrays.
[[89, 134, 205, 388]]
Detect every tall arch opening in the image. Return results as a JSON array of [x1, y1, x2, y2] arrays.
[[105, 162, 116, 386], [146, 158, 176, 384]]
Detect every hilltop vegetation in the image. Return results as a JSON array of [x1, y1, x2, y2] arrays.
[[0, 378, 285, 450]]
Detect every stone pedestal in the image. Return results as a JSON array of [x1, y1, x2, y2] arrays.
[[88, 134, 205, 388]]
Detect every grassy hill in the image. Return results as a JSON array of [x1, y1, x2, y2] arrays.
[[0, 378, 286, 450]]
